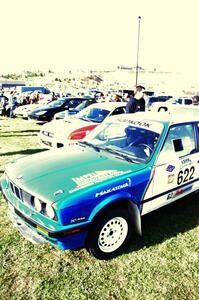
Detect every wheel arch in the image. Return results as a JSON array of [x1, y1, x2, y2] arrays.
[[88, 197, 142, 236], [158, 106, 168, 112]]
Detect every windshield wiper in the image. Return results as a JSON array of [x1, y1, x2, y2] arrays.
[[103, 147, 137, 163], [87, 119, 100, 123], [78, 141, 102, 152], [79, 117, 90, 122]]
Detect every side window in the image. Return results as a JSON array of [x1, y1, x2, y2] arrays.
[[68, 99, 79, 108], [162, 124, 196, 157], [197, 123, 199, 148], [185, 99, 192, 105], [177, 99, 182, 104], [111, 107, 126, 116]]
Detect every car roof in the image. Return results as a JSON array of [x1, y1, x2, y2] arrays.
[[106, 108, 199, 125], [63, 97, 90, 101]]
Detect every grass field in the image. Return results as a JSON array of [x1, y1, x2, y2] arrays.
[[0, 117, 198, 300]]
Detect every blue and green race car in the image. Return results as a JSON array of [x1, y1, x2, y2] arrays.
[[1, 109, 199, 259]]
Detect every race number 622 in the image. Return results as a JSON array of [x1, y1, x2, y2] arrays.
[[177, 166, 195, 185]]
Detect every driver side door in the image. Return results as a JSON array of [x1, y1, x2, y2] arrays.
[[149, 123, 199, 212]]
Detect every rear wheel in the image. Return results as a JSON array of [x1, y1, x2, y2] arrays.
[[86, 208, 133, 260]]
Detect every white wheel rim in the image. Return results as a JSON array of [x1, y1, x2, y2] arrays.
[[98, 217, 128, 253]]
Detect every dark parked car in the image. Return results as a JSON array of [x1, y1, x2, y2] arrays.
[[28, 97, 90, 122], [54, 98, 97, 120]]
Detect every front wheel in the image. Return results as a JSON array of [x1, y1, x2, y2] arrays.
[[86, 208, 133, 260]]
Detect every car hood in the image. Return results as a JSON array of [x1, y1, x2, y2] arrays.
[[32, 106, 54, 113], [40, 118, 96, 138], [15, 104, 39, 113], [5, 146, 146, 204]]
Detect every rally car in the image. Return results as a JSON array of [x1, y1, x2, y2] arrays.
[[38, 102, 127, 149], [1, 109, 198, 259]]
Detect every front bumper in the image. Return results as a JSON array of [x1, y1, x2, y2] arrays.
[[1, 183, 89, 250], [38, 132, 77, 149], [8, 203, 48, 245], [28, 114, 49, 123]]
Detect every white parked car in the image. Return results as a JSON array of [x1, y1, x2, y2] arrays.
[[14, 100, 52, 119], [149, 98, 195, 113], [38, 102, 127, 149], [14, 104, 39, 119], [175, 97, 194, 105]]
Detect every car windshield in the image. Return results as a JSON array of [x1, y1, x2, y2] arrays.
[[77, 107, 110, 123], [74, 101, 87, 111], [85, 120, 163, 163], [47, 99, 66, 108]]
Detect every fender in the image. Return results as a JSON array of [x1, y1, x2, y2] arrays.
[[89, 192, 142, 236]]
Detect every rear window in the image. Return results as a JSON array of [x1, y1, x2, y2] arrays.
[[78, 107, 110, 123], [149, 97, 168, 104], [176, 99, 182, 104], [185, 99, 192, 105]]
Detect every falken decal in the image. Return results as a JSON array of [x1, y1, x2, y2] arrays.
[[95, 179, 131, 198], [69, 170, 132, 193], [166, 165, 175, 172], [167, 185, 192, 200]]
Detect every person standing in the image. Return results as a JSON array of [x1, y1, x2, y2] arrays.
[[126, 92, 138, 113], [134, 85, 146, 111], [126, 85, 147, 113], [9, 91, 16, 118], [0, 92, 7, 117]]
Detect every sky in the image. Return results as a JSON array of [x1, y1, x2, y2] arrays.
[[1, 0, 199, 78]]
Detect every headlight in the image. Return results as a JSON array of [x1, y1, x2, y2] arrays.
[[1, 173, 9, 186], [34, 197, 56, 220], [46, 203, 55, 219], [34, 197, 42, 212], [36, 110, 47, 116]]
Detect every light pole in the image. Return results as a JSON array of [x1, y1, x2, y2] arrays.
[[135, 16, 141, 86]]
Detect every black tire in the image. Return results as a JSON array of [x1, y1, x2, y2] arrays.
[[86, 208, 133, 260]]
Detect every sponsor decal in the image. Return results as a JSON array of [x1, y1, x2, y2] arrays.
[[116, 118, 152, 128], [95, 179, 131, 198], [168, 174, 175, 184], [54, 189, 64, 196], [167, 185, 192, 200], [69, 170, 132, 193], [180, 158, 192, 169], [70, 216, 86, 224], [166, 165, 175, 172], [115, 118, 163, 134]]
